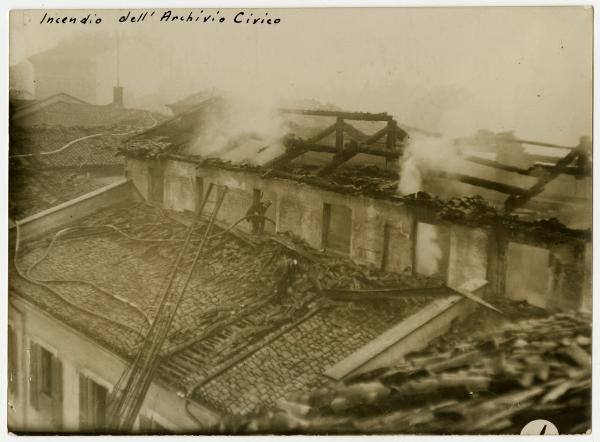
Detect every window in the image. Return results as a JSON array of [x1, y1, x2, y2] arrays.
[[381, 222, 411, 273], [79, 375, 109, 431], [253, 188, 262, 204], [139, 414, 168, 434], [29, 341, 62, 426], [148, 162, 164, 204], [40, 349, 53, 395], [322, 203, 352, 254], [505, 243, 551, 309], [8, 325, 18, 398]]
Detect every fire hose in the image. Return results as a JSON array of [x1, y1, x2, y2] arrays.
[[13, 213, 277, 341], [9, 111, 159, 159]]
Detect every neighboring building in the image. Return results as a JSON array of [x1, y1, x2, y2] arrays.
[[8, 93, 164, 220], [10, 92, 156, 128], [29, 50, 98, 104], [8, 104, 592, 434]]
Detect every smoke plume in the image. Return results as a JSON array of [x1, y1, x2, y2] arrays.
[[186, 90, 290, 166], [398, 133, 463, 195]]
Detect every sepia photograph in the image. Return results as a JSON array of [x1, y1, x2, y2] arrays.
[[7, 6, 593, 435]]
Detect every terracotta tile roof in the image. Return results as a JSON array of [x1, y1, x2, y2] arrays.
[[40, 136, 123, 168], [230, 307, 591, 435], [8, 169, 119, 220], [10, 202, 438, 414], [197, 300, 426, 416]]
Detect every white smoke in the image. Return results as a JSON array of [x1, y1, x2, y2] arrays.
[[187, 90, 288, 165], [398, 133, 463, 195]]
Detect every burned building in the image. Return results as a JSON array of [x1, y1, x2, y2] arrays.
[[8, 98, 592, 433], [121, 102, 591, 311]]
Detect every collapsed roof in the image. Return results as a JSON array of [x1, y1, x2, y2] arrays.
[[117, 93, 591, 235]]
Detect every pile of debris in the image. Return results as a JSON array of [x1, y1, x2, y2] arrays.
[[438, 195, 498, 223], [272, 232, 441, 293], [403, 192, 590, 242], [117, 138, 175, 160], [226, 310, 591, 435]]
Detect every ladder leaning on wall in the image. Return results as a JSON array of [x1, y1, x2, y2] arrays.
[[106, 182, 228, 433]]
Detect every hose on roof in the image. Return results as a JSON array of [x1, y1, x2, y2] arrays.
[[12, 223, 147, 341], [13, 213, 276, 341], [24, 226, 153, 326], [9, 111, 159, 159]]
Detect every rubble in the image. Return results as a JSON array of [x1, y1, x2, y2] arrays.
[[225, 310, 591, 434]]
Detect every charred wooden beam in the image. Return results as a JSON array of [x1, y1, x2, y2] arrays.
[[386, 120, 398, 150], [575, 136, 593, 179], [369, 126, 393, 144], [289, 141, 400, 159], [262, 145, 308, 169], [505, 149, 580, 212], [342, 122, 369, 142], [494, 136, 576, 150], [439, 172, 529, 195], [463, 155, 532, 175], [335, 117, 344, 150], [448, 280, 501, 314], [343, 123, 390, 146], [305, 123, 337, 144], [465, 155, 591, 178], [524, 153, 568, 164], [323, 286, 451, 302], [316, 148, 358, 176], [288, 142, 338, 154], [534, 163, 591, 177], [279, 108, 393, 122]]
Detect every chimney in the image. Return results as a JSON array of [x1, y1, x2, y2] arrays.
[[113, 86, 124, 107]]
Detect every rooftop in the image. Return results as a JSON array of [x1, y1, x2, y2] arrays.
[[118, 97, 591, 235], [8, 168, 117, 220], [231, 305, 591, 434], [11, 202, 442, 416]]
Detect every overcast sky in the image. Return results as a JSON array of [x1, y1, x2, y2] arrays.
[[10, 7, 592, 145]]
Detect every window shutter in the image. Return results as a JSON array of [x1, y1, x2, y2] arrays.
[[29, 342, 39, 410], [51, 356, 63, 429], [139, 414, 150, 433], [79, 374, 89, 431]]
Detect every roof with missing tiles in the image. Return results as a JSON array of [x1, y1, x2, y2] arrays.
[[10, 202, 441, 416]]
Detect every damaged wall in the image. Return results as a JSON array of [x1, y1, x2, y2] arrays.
[[126, 159, 151, 200], [163, 161, 197, 213], [447, 226, 489, 288], [502, 236, 587, 311], [126, 157, 416, 269], [125, 156, 589, 311]]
